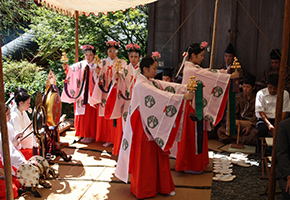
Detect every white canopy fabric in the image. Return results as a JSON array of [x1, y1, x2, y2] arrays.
[[39, 0, 157, 16]]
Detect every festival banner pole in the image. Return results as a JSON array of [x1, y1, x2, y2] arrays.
[[0, 36, 14, 199], [268, 0, 290, 199], [209, 0, 219, 69]]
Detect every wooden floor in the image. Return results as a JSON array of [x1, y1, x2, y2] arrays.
[[17, 130, 213, 200]]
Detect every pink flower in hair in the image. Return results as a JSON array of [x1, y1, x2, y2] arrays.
[[106, 40, 120, 47], [133, 43, 140, 49], [200, 41, 208, 49], [126, 43, 140, 50], [80, 45, 94, 50], [151, 51, 161, 60]]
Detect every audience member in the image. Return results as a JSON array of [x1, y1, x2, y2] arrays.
[[262, 49, 290, 94], [217, 73, 258, 145], [255, 74, 290, 164], [162, 67, 173, 82]]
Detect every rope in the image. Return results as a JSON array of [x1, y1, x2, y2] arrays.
[[159, 0, 203, 53], [237, 0, 288, 69]]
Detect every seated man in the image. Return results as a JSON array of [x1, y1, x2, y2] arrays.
[[162, 67, 173, 82], [276, 118, 290, 200], [255, 73, 290, 163], [217, 73, 257, 145], [261, 49, 290, 94], [216, 42, 243, 79]]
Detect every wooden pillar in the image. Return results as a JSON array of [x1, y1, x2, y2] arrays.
[[0, 36, 14, 199], [209, 0, 219, 69], [75, 10, 79, 62], [268, 0, 290, 199]]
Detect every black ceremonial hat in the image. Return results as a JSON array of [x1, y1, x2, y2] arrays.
[[225, 43, 235, 55], [270, 49, 281, 60]]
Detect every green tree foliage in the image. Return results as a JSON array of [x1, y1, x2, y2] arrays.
[[3, 59, 47, 108], [29, 5, 148, 66], [0, 0, 36, 43]]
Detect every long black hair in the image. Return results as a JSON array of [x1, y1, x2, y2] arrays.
[[140, 55, 155, 74], [15, 92, 30, 106], [187, 43, 204, 58]]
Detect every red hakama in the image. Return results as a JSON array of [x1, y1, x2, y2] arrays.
[[175, 101, 209, 172], [129, 110, 175, 199]]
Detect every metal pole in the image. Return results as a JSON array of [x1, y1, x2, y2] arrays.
[[209, 0, 219, 69], [0, 36, 14, 199], [268, 0, 290, 199], [75, 10, 79, 63]]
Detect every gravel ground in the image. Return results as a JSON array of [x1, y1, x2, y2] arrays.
[[210, 152, 283, 200]]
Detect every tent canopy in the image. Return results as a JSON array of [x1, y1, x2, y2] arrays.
[[39, 0, 157, 16]]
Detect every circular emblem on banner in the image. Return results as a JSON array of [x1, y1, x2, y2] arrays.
[[209, 69, 218, 73], [205, 115, 214, 123], [99, 74, 103, 82], [120, 73, 125, 80], [123, 111, 128, 121], [101, 98, 107, 107], [203, 98, 208, 108], [122, 138, 129, 150], [155, 137, 164, 148], [123, 68, 128, 76], [120, 104, 124, 113], [80, 100, 85, 108], [147, 115, 159, 129], [125, 90, 130, 98], [77, 79, 81, 88], [145, 95, 156, 108], [164, 86, 176, 93], [165, 105, 177, 117], [70, 89, 75, 97], [213, 86, 223, 97], [152, 81, 159, 89]]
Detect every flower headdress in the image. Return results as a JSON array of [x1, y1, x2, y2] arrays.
[[106, 40, 120, 48], [80, 45, 94, 50], [126, 43, 141, 51], [200, 41, 208, 49], [151, 51, 161, 60], [175, 41, 209, 78]]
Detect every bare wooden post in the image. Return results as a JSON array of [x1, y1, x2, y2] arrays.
[[209, 0, 219, 69], [75, 10, 79, 63], [268, 0, 290, 199], [0, 36, 14, 199]]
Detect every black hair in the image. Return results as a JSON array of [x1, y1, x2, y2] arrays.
[[15, 92, 31, 106], [127, 49, 141, 56], [187, 43, 204, 58], [6, 105, 9, 112], [140, 55, 155, 74], [267, 73, 279, 87], [83, 48, 96, 55], [106, 45, 119, 50], [14, 88, 27, 98]]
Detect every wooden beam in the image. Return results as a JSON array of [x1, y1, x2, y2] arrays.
[[0, 36, 14, 199], [209, 0, 219, 69], [75, 10, 79, 63], [268, 0, 290, 199]]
